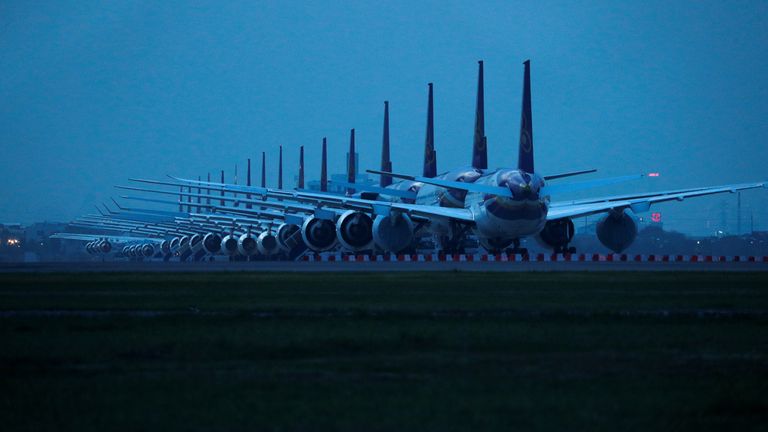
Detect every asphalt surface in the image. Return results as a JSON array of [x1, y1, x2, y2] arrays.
[[2, 260, 767, 273]]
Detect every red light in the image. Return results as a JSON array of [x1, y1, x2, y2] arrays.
[[648, 172, 660, 177], [651, 212, 662, 222]]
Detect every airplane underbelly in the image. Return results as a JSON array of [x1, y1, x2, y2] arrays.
[[474, 199, 547, 238]]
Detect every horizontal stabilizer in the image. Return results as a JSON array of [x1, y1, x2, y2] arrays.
[[543, 169, 597, 181], [367, 169, 513, 198], [328, 180, 417, 199]]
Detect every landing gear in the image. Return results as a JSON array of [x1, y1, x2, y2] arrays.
[[504, 238, 528, 256], [553, 245, 576, 254]]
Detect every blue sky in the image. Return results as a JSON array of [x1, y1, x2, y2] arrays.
[[1, 1, 767, 234]]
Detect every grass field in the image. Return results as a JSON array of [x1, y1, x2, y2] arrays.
[[1, 272, 767, 431]]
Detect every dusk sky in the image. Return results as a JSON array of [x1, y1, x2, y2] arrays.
[[2, 1, 767, 234]]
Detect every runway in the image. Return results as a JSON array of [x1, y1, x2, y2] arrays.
[[2, 259, 767, 273]]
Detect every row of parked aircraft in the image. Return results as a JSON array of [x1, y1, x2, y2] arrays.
[[54, 60, 767, 261]]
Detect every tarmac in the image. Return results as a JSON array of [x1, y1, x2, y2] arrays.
[[1, 260, 767, 273]]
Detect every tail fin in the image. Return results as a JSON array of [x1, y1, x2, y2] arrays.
[[178, 186, 183, 212], [261, 152, 266, 188], [298, 146, 305, 189], [423, 83, 437, 178], [220, 170, 225, 206], [206, 173, 211, 209], [380, 101, 393, 187], [518, 60, 534, 173], [246, 159, 252, 208], [347, 128, 356, 195], [197, 176, 202, 212], [472, 60, 487, 169], [321, 137, 328, 192], [278, 145, 283, 189]]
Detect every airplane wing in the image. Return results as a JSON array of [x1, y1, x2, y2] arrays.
[[365, 170, 644, 196], [547, 181, 767, 220], [50, 233, 162, 243], [131, 177, 476, 224]]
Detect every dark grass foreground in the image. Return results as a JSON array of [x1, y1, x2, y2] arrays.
[[1, 272, 767, 431]]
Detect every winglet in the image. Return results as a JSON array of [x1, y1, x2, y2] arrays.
[[298, 145, 305, 189]]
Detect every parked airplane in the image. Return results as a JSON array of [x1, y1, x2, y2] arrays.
[[148, 60, 767, 254]]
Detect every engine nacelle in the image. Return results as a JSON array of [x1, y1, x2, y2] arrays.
[[97, 240, 112, 254], [301, 217, 337, 252], [336, 210, 374, 251], [160, 240, 171, 255], [237, 233, 258, 256], [140, 244, 155, 257], [276, 223, 302, 252], [85, 242, 94, 254], [220, 234, 239, 255], [128, 244, 138, 257], [177, 236, 191, 254], [170, 237, 181, 253], [189, 234, 204, 253], [202, 233, 222, 254], [536, 218, 575, 250], [596, 210, 638, 253], [372, 213, 414, 253], [257, 231, 279, 255], [121, 245, 130, 256]]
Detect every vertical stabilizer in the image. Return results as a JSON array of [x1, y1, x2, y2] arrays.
[[220, 170, 225, 206], [423, 83, 437, 177], [347, 129, 356, 195], [321, 137, 328, 192], [178, 186, 183, 212], [261, 152, 266, 188], [518, 60, 534, 173], [278, 145, 283, 189], [298, 146, 305, 189], [196, 176, 202, 213], [380, 101, 393, 187], [206, 173, 211, 209], [472, 60, 487, 169], [187, 186, 192, 213], [246, 158, 252, 208]]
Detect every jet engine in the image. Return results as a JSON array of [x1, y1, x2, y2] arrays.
[[257, 231, 279, 255], [336, 210, 374, 251], [128, 244, 138, 257], [301, 217, 337, 252], [596, 209, 637, 253], [177, 236, 190, 254], [189, 234, 204, 253], [140, 244, 155, 257], [121, 245, 130, 256], [372, 213, 414, 253], [160, 240, 171, 255], [220, 234, 239, 255], [97, 240, 112, 254], [169, 237, 181, 254], [536, 218, 575, 251], [202, 233, 222, 254], [276, 223, 302, 252], [237, 232, 258, 256], [85, 242, 95, 254]]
